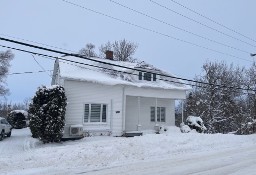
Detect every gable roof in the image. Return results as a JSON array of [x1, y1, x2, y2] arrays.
[[54, 56, 191, 91]]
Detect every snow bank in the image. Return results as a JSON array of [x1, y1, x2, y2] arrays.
[[1, 128, 256, 175]]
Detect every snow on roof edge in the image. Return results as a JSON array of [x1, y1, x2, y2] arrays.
[[57, 56, 192, 91]]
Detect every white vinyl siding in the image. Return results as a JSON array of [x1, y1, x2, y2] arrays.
[[84, 104, 107, 123], [64, 80, 123, 136]]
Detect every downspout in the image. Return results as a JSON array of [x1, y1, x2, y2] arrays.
[[110, 99, 113, 132], [155, 97, 158, 124], [122, 86, 125, 134], [182, 100, 184, 123], [137, 96, 141, 131]]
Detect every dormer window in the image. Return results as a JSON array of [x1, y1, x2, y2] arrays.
[[139, 72, 142, 80], [144, 72, 151, 81], [138, 72, 157, 81], [153, 73, 156, 81]]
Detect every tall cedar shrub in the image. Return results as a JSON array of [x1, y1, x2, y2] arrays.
[[29, 85, 67, 143]]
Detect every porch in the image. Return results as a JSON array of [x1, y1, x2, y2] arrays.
[[124, 96, 178, 133]]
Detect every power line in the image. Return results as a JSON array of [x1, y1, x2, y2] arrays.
[[52, 57, 254, 95], [149, 0, 256, 48], [168, 0, 256, 43], [0, 37, 253, 87], [31, 54, 52, 78], [7, 70, 52, 76], [109, 0, 250, 54], [28, 49, 254, 96], [0, 43, 254, 94], [0, 33, 76, 53], [59, 0, 252, 63]]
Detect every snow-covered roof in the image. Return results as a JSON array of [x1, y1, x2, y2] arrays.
[[56, 56, 191, 91]]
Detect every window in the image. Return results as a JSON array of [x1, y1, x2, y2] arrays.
[[143, 72, 152, 81], [139, 72, 142, 80], [153, 73, 156, 81], [150, 107, 155, 122], [84, 104, 107, 123], [138, 72, 157, 81], [150, 106, 166, 122]]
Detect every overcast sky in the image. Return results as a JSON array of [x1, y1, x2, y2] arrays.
[[0, 0, 256, 103]]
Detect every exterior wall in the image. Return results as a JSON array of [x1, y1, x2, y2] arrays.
[[64, 80, 123, 136], [125, 96, 175, 132], [125, 86, 186, 99]]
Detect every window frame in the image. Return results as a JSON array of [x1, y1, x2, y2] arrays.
[[84, 103, 107, 123], [138, 71, 157, 82], [150, 106, 166, 122], [143, 72, 152, 81]]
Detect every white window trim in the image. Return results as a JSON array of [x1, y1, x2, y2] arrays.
[[83, 103, 108, 124], [138, 71, 157, 82], [150, 106, 166, 123]]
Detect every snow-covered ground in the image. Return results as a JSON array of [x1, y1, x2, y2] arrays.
[[1, 127, 256, 175]]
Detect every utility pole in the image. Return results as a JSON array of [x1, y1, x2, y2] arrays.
[[250, 53, 256, 133]]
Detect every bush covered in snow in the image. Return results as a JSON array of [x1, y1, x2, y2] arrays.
[[237, 117, 256, 135], [180, 123, 191, 133], [28, 85, 67, 143], [186, 116, 206, 133], [7, 110, 28, 129]]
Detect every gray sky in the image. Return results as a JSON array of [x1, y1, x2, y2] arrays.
[[0, 0, 256, 103]]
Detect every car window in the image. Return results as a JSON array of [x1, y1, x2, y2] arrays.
[[1, 119, 8, 124]]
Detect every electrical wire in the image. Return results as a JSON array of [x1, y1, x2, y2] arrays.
[[0, 42, 254, 94], [149, 0, 256, 48], [0, 37, 253, 88], [109, 0, 250, 54], [31, 54, 52, 78], [0, 33, 76, 53], [7, 70, 52, 75], [59, 0, 253, 62], [168, 0, 256, 43]]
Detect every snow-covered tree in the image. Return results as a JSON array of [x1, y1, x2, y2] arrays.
[[0, 50, 14, 97], [29, 85, 67, 143], [185, 61, 245, 133], [7, 110, 28, 129]]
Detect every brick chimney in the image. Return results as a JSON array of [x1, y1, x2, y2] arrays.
[[105, 50, 113, 60]]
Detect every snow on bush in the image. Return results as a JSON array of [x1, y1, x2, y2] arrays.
[[186, 116, 206, 133], [180, 123, 191, 133], [7, 110, 28, 129], [28, 85, 67, 143]]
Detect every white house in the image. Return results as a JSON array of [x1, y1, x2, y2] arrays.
[[51, 51, 190, 138]]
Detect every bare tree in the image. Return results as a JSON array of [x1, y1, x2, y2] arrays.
[[99, 39, 138, 62], [79, 43, 97, 57], [0, 50, 14, 96]]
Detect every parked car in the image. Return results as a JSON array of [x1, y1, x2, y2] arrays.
[[0, 117, 12, 141]]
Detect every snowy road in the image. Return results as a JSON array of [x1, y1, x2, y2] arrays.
[[1, 127, 256, 175], [77, 145, 256, 175], [0, 128, 32, 156]]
